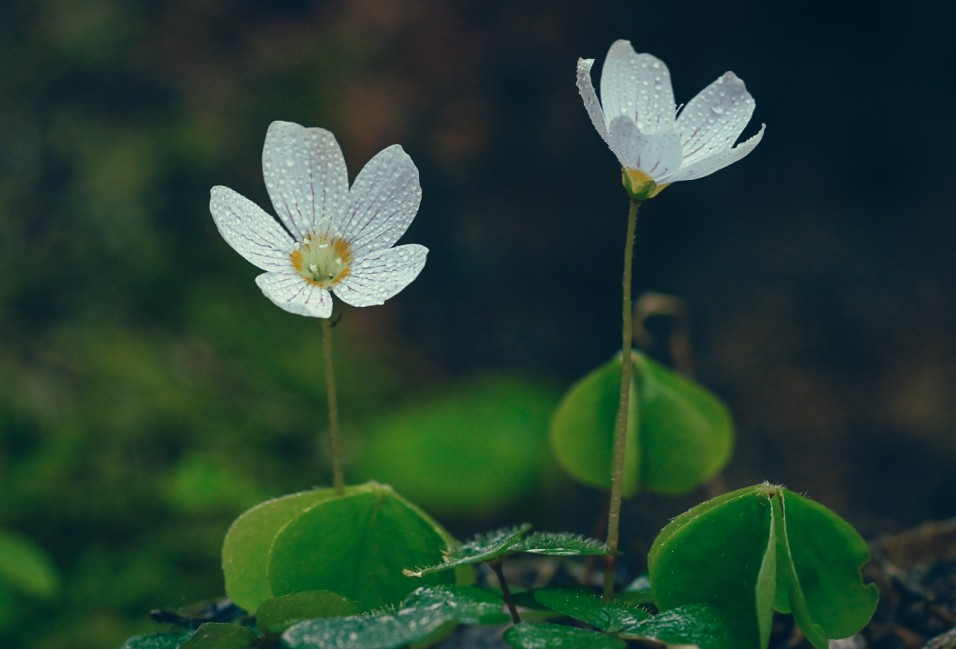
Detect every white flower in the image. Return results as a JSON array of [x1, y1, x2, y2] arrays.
[[209, 121, 427, 319], [577, 39, 765, 200]]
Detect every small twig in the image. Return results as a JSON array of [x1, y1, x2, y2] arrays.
[[632, 292, 695, 378], [489, 560, 521, 624]]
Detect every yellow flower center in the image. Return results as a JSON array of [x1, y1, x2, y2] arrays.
[[290, 233, 352, 288], [622, 168, 669, 202]]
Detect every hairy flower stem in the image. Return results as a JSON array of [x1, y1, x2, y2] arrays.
[[604, 199, 640, 600], [322, 317, 345, 495]]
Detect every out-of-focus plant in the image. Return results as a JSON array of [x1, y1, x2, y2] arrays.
[[0, 531, 58, 633]]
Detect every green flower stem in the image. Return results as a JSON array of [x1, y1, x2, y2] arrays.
[[489, 560, 521, 624], [322, 317, 345, 495], [604, 198, 640, 599]]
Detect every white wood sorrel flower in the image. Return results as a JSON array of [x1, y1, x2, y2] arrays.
[[209, 121, 427, 318], [577, 40, 765, 201]]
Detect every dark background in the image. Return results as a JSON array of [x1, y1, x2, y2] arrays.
[[1, 1, 954, 647]]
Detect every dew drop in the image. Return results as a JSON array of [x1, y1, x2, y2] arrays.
[[711, 106, 725, 115]]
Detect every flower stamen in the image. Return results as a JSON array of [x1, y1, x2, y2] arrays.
[[291, 233, 352, 288]]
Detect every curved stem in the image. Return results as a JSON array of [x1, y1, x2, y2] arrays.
[[604, 198, 640, 599], [322, 317, 345, 495]]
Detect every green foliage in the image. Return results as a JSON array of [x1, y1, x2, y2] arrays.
[[773, 490, 880, 647], [255, 590, 359, 635], [529, 589, 733, 648], [513, 532, 610, 557], [180, 623, 257, 649], [119, 631, 192, 649], [354, 377, 561, 516], [504, 623, 626, 649], [550, 351, 734, 496], [0, 531, 58, 600], [404, 524, 532, 577], [282, 585, 509, 649], [222, 483, 461, 613], [648, 484, 878, 649], [532, 588, 650, 633], [404, 525, 609, 577], [618, 604, 736, 649], [222, 489, 337, 612]]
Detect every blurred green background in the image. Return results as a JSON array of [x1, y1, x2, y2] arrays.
[[2, 0, 955, 647]]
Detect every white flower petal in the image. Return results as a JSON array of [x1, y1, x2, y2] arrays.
[[262, 121, 349, 240], [339, 145, 422, 259], [209, 186, 294, 272], [662, 124, 765, 183], [333, 244, 427, 307], [600, 40, 675, 134], [255, 271, 333, 318], [608, 116, 683, 180], [675, 72, 757, 169], [576, 57, 612, 148]]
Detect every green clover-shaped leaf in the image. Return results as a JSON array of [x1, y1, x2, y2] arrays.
[[648, 484, 878, 649], [550, 351, 733, 496]]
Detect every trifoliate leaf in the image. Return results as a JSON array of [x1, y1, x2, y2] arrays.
[[648, 485, 776, 649], [222, 488, 337, 611], [648, 484, 878, 649], [267, 483, 456, 610], [550, 351, 734, 497], [354, 377, 561, 515], [773, 490, 879, 649]]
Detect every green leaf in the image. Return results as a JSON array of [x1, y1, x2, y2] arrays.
[[635, 353, 734, 493], [511, 532, 610, 557], [648, 484, 878, 649], [120, 632, 192, 649], [179, 623, 257, 649], [0, 531, 58, 599], [550, 354, 639, 495], [354, 377, 561, 515], [267, 483, 456, 611], [222, 488, 337, 612], [550, 351, 734, 496], [405, 527, 610, 578], [255, 590, 359, 635], [282, 586, 509, 649], [532, 588, 649, 633], [647, 485, 776, 649], [774, 490, 878, 648], [620, 604, 736, 649], [503, 623, 626, 649], [404, 524, 532, 577]]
